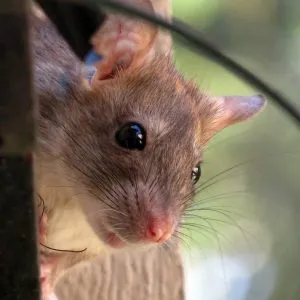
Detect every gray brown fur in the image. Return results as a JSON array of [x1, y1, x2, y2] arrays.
[[32, 10, 217, 245], [31, 3, 265, 295]]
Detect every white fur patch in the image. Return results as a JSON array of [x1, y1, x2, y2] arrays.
[[48, 292, 59, 300]]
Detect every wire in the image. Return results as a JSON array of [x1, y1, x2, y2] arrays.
[[83, 0, 300, 127]]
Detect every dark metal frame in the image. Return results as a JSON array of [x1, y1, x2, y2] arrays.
[[0, 0, 105, 298], [0, 0, 39, 299]]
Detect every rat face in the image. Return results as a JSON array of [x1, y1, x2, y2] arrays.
[[55, 61, 205, 249], [51, 58, 265, 249], [34, 8, 265, 250]]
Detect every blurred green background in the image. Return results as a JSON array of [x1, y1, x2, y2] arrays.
[[171, 0, 300, 299]]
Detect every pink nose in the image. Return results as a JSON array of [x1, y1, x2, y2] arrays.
[[146, 218, 174, 243]]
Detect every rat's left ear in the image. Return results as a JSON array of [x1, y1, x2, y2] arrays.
[[82, 0, 172, 88], [210, 94, 267, 132]]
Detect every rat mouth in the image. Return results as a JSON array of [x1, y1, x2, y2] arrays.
[[103, 231, 125, 248], [98, 221, 126, 249]]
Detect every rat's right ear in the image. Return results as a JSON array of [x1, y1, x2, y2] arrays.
[[197, 94, 266, 145], [83, 0, 171, 87], [209, 94, 267, 132]]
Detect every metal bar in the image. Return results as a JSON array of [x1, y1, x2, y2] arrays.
[[0, 0, 39, 299], [0, 0, 35, 155]]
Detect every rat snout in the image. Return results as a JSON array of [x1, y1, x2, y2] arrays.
[[132, 184, 177, 244], [145, 216, 175, 243], [105, 180, 177, 246]]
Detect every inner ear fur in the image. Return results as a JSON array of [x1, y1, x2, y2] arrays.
[[209, 94, 267, 132], [88, 0, 171, 86], [196, 94, 267, 145]]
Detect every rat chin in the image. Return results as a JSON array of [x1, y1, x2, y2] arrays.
[[95, 222, 127, 249], [79, 193, 176, 250], [102, 231, 127, 249]]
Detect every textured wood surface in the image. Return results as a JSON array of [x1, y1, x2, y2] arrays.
[[55, 245, 184, 300]]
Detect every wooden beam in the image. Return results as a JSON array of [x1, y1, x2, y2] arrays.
[[56, 245, 184, 300]]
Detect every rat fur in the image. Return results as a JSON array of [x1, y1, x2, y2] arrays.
[[31, 2, 266, 299]]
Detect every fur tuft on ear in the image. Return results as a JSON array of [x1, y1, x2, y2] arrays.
[[211, 94, 267, 132]]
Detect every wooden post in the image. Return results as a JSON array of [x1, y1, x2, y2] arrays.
[[0, 0, 39, 299], [56, 246, 184, 300]]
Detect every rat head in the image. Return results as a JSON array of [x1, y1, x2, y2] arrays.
[[36, 2, 266, 250], [52, 56, 265, 250]]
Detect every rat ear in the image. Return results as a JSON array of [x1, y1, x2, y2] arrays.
[[210, 94, 266, 132], [84, 0, 164, 86]]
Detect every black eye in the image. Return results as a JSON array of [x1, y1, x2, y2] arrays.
[[115, 122, 146, 150], [191, 164, 201, 184]]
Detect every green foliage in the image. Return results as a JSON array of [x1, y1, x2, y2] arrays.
[[172, 1, 300, 299]]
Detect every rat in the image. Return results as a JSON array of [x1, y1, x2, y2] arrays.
[[31, 1, 266, 299]]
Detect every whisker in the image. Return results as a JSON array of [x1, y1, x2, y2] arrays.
[[172, 231, 192, 250], [185, 207, 245, 219], [181, 221, 229, 242], [201, 217, 229, 292], [188, 190, 250, 208], [187, 214, 254, 247], [178, 223, 217, 248], [200, 208, 252, 243], [61, 123, 126, 209], [86, 207, 129, 218]]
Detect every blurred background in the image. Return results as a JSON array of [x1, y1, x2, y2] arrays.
[[171, 0, 300, 299]]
